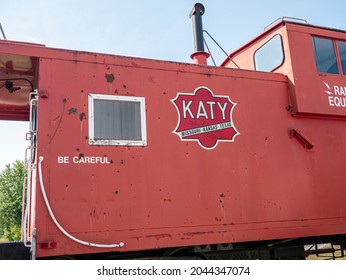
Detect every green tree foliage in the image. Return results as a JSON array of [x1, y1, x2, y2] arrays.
[[0, 161, 25, 241]]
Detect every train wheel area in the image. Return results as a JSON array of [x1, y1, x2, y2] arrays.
[[11, 234, 343, 260]]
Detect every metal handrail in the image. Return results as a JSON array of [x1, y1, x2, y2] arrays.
[[264, 16, 308, 31]]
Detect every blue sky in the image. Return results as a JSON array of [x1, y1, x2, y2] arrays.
[[1, 0, 346, 170]]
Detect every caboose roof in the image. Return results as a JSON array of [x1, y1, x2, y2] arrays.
[[220, 18, 346, 67]]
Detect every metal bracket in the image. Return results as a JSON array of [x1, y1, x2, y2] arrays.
[[290, 128, 314, 150]]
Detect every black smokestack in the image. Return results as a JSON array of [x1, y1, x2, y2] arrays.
[[189, 3, 205, 53]]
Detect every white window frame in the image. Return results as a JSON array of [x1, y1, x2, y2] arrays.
[[254, 34, 284, 72], [88, 93, 147, 146]]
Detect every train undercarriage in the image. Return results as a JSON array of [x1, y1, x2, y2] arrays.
[[2, 234, 345, 260]]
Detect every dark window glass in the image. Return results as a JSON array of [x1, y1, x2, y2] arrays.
[[254, 35, 284, 72], [94, 99, 142, 140], [337, 40, 346, 75], [312, 37, 339, 74]]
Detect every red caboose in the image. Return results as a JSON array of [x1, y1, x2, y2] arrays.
[[1, 4, 346, 259]]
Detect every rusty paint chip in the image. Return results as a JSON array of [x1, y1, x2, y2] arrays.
[[79, 112, 86, 121], [105, 73, 115, 83], [68, 108, 78, 115]]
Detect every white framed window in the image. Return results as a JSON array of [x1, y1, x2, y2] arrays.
[[88, 94, 147, 146], [254, 34, 284, 72]]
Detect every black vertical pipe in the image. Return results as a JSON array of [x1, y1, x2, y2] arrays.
[[189, 3, 205, 53]]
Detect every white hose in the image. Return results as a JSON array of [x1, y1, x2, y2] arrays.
[[38, 156, 124, 248]]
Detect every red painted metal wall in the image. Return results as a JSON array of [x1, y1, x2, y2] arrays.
[[31, 47, 346, 258], [1, 22, 346, 258], [223, 21, 346, 118]]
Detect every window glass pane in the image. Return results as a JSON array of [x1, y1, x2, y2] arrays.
[[337, 40, 346, 75], [254, 35, 284, 72], [312, 37, 339, 74], [94, 99, 142, 140], [88, 94, 146, 146]]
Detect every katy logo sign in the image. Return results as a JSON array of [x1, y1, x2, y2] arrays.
[[171, 86, 239, 149]]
